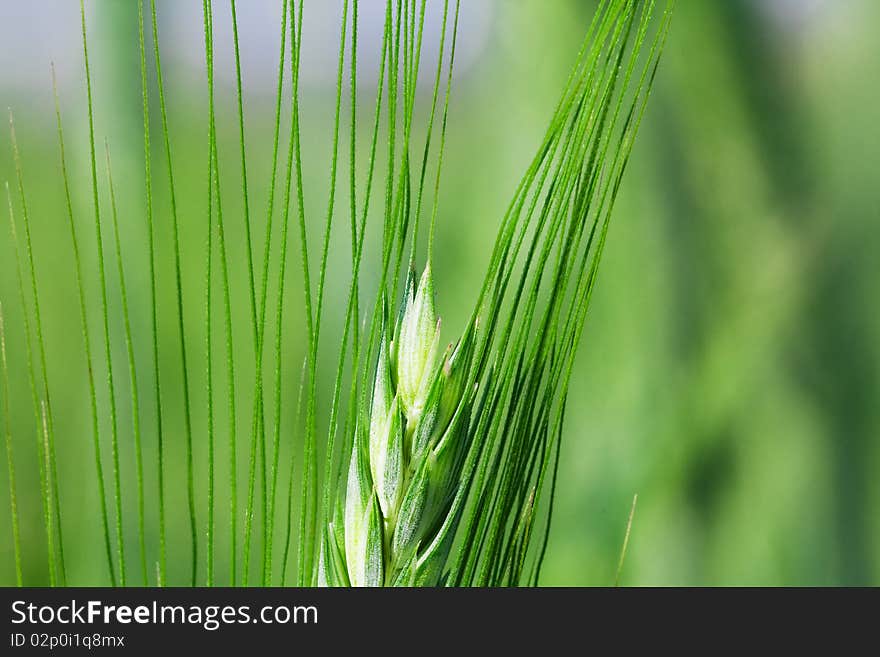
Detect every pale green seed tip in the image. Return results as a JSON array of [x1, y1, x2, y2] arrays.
[[396, 266, 441, 423]]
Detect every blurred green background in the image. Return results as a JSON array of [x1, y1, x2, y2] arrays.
[[0, 1, 878, 586]]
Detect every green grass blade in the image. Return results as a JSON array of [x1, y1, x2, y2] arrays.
[[229, 0, 259, 349], [324, 0, 393, 522], [203, 0, 237, 588], [149, 0, 199, 586], [298, 0, 350, 587], [242, 0, 290, 587], [80, 0, 124, 586], [39, 401, 55, 584], [137, 0, 166, 587], [202, 0, 218, 588], [427, 0, 460, 256], [51, 65, 117, 586], [531, 401, 564, 586], [8, 117, 65, 586], [0, 302, 23, 586], [290, 0, 316, 587], [205, 175, 215, 589], [615, 494, 638, 586], [212, 148, 240, 589], [348, 0, 360, 396], [226, 0, 252, 588], [104, 143, 149, 587], [280, 361, 307, 585], [6, 184, 52, 583], [215, 143, 238, 588], [411, 0, 450, 262], [436, 0, 674, 586]]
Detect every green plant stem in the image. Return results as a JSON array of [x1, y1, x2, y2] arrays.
[[51, 66, 117, 586], [344, 0, 361, 496], [149, 0, 199, 586], [39, 402, 55, 586], [6, 185, 53, 586], [203, 0, 237, 588], [227, 0, 248, 589], [243, 0, 289, 587], [427, 0, 460, 257], [286, 0, 311, 586], [280, 362, 307, 585], [0, 303, 23, 586], [80, 0, 124, 587], [333, 0, 392, 503], [104, 143, 149, 587], [229, 0, 259, 348], [289, 0, 316, 588], [202, 0, 217, 588], [137, 0, 166, 587], [214, 135, 238, 588], [297, 0, 349, 589], [615, 494, 638, 586], [8, 116, 65, 586]]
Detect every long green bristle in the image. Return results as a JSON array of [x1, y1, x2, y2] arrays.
[[137, 0, 166, 587], [149, 0, 199, 586], [104, 143, 149, 587], [0, 302, 23, 586], [80, 0, 125, 587]]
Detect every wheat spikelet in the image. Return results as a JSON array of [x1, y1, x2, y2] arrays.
[[320, 265, 474, 586]]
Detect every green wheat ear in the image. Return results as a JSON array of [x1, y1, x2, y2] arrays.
[[328, 265, 474, 586], [322, 0, 674, 587], [2, 0, 671, 587]]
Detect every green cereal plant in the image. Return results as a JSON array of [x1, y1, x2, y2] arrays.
[[0, 0, 672, 587]]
